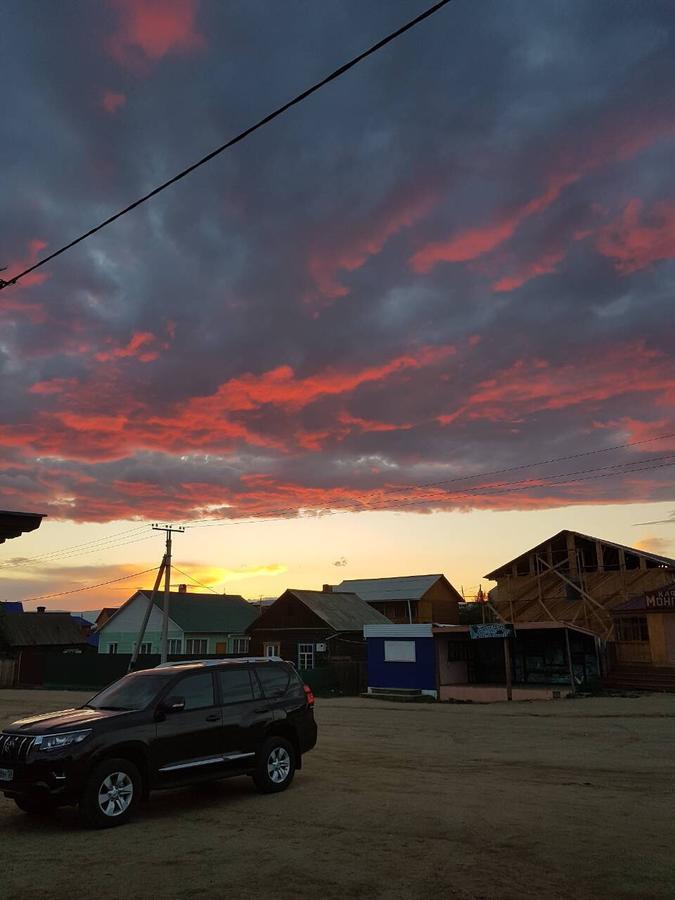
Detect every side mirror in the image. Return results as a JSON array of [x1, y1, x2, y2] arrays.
[[160, 695, 185, 713]]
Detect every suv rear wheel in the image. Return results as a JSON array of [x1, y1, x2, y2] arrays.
[[79, 757, 141, 829], [253, 736, 296, 794]]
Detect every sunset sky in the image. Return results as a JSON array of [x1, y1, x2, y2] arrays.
[[1, 0, 674, 610]]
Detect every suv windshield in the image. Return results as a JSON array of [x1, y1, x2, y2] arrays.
[[86, 671, 173, 711]]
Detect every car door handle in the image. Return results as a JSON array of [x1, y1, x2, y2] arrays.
[[205, 714, 220, 722], [254, 707, 270, 714]]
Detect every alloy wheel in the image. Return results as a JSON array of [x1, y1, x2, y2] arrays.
[[267, 747, 291, 784], [98, 771, 134, 817]]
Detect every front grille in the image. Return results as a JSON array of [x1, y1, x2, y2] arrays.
[[0, 733, 35, 762]]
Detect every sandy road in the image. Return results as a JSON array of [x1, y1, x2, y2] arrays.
[[1, 689, 674, 900]]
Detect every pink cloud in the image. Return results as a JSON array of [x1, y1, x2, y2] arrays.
[[492, 246, 566, 293], [95, 331, 160, 363], [306, 184, 438, 304], [100, 89, 127, 114], [410, 113, 675, 275], [107, 0, 205, 69], [596, 198, 675, 273]]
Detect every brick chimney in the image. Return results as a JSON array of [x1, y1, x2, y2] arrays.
[[322, 584, 333, 593], [37, 606, 46, 613], [178, 584, 187, 593]]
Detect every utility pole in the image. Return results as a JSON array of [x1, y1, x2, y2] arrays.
[[152, 524, 185, 663]]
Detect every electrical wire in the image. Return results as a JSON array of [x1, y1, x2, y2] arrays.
[[0, 528, 156, 570], [0, 0, 454, 290], [171, 565, 219, 594], [0, 523, 149, 567], [187, 453, 675, 529], [22, 566, 160, 603]]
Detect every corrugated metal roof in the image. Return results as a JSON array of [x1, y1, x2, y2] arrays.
[[146, 591, 258, 633], [287, 590, 390, 631], [335, 575, 444, 603], [0, 612, 88, 647]]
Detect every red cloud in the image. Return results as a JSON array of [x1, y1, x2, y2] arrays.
[[492, 246, 566, 293], [306, 184, 438, 304], [2, 239, 48, 289], [107, 0, 205, 69], [0, 343, 455, 463], [409, 112, 675, 275], [438, 342, 675, 426], [100, 89, 126, 113], [95, 331, 160, 363], [596, 198, 675, 273], [29, 378, 79, 395]]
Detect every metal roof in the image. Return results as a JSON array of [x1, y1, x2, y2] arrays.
[[335, 575, 445, 603], [0, 509, 46, 544], [285, 589, 390, 631], [484, 529, 675, 579], [0, 612, 88, 648], [99, 591, 258, 635]]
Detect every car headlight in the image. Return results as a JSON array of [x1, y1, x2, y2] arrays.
[[33, 730, 92, 752]]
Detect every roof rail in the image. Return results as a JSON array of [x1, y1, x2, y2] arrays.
[[155, 656, 285, 669]]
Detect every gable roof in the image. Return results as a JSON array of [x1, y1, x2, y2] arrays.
[[0, 612, 88, 648], [284, 589, 390, 631], [335, 574, 455, 603], [98, 590, 258, 634], [484, 529, 675, 579]]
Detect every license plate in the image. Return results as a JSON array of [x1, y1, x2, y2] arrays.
[[0, 768, 13, 782]]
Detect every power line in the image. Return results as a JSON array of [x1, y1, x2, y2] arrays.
[[0, 527, 154, 570], [0, 0, 454, 291], [188, 454, 675, 529], [22, 566, 160, 603], [3, 429, 673, 565], [171, 565, 219, 594]]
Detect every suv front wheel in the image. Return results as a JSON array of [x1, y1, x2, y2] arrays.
[[80, 757, 141, 829], [253, 737, 296, 794]]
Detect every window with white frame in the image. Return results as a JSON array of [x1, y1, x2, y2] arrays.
[[185, 638, 208, 654], [384, 640, 416, 662], [298, 643, 315, 670], [264, 643, 280, 658], [107, 643, 118, 655], [232, 637, 250, 654], [168, 639, 182, 654]]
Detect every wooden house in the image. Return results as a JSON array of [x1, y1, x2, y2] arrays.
[[332, 574, 462, 624], [247, 588, 389, 669]]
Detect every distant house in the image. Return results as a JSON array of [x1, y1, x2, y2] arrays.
[[247, 588, 390, 669], [332, 575, 462, 624], [0, 609, 90, 686], [0, 601, 24, 614], [94, 608, 117, 631], [0, 610, 89, 652], [95, 588, 258, 655]]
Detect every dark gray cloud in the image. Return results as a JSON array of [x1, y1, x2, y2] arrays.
[[1, 0, 674, 523]]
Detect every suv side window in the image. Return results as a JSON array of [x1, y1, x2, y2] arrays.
[[255, 664, 290, 699], [218, 668, 254, 704], [175, 672, 215, 710]]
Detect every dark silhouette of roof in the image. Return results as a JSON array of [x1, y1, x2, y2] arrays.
[[0, 509, 46, 544], [0, 612, 88, 648]]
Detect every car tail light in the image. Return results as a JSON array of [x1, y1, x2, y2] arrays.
[[303, 684, 315, 707]]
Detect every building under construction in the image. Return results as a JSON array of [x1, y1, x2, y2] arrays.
[[485, 529, 675, 689]]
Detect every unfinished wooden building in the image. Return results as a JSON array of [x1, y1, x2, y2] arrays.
[[485, 531, 675, 683]]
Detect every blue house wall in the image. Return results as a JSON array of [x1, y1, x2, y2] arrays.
[[367, 637, 436, 691]]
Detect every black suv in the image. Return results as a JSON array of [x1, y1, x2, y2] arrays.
[[0, 658, 317, 828]]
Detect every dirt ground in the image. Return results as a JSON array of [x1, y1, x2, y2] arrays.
[[1, 690, 674, 900]]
